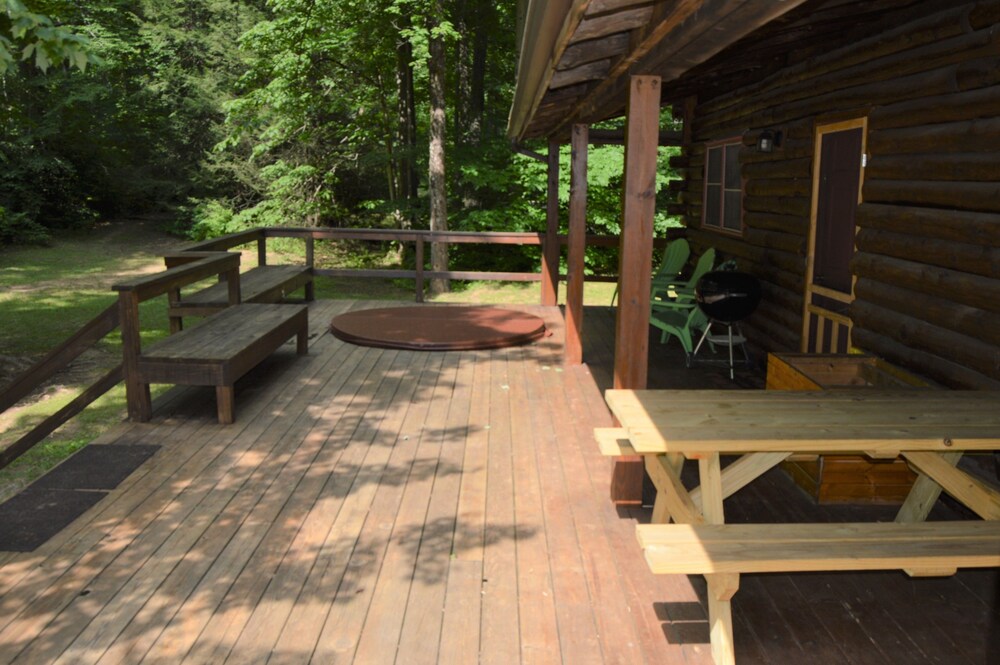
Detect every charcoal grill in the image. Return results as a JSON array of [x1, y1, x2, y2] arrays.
[[692, 271, 761, 379]]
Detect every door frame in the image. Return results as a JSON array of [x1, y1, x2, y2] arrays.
[[801, 117, 867, 353]]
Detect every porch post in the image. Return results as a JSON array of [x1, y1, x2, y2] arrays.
[[613, 75, 660, 390], [565, 124, 588, 365], [541, 139, 560, 306]]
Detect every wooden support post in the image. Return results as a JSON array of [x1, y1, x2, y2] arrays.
[[304, 235, 315, 301], [257, 235, 267, 267], [610, 75, 660, 504], [565, 125, 588, 366], [226, 266, 241, 306], [118, 292, 151, 422], [541, 139, 561, 306], [415, 238, 425, 303], [613, 75, 660, 390]]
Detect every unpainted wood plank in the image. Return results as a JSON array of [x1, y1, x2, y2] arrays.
[[639, 522, 1000, 575], [902, 451, 1000, 520], [689, 452, 793, 508], [644, 455, 704, 525]]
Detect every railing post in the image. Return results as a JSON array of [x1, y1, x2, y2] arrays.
[[541, 139, 561, 306], [119, 291, 151, 422], [415, 237, 425, 303], [257, 231, 267, 267], [305, 234, 316, 301]]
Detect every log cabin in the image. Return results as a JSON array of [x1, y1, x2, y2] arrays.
[[509, 0, 1000, 391]]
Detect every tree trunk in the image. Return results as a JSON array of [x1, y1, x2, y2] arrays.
[[428, 3, 449, 295], [468, 4, 490, 144]]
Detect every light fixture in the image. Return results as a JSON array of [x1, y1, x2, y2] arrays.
[[757, 129, 782, 153]]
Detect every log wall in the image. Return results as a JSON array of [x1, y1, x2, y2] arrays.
[[674, 0, 1000, 388]]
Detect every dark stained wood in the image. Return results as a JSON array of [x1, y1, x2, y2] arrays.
[[565, 124, 588, 367], [0, 365, 123, 469], [0, 302, 118, 414], [571, 6, 653, 44], [550, 59, 611, 89], [613, 76, 659, 390], [541, 140, 560, 306], [559, 33, 630, 70]]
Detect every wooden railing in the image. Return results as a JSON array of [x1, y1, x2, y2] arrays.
[[0, 225, 682, 469], [0, 303, 122, 469], [265, 227, 680, 302]]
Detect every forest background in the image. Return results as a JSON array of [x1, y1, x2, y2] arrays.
[[1, 0, 680, 279]]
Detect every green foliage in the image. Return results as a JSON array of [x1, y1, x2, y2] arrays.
[[0, 0, 97, 75], [0, 205, 48, 243]]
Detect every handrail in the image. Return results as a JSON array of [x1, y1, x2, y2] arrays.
[[0, 302, 120, 414], [0, 302, 122, 470]]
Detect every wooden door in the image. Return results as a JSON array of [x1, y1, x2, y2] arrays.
[[802, 119, 866, 353]]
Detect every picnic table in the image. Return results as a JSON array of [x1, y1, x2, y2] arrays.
[[599, 389, 1000, 665]]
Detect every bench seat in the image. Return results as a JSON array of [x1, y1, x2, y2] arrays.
[[139, 303, 308, 423], [637, 521, 1000, 577], [168, 265, 313, 330]]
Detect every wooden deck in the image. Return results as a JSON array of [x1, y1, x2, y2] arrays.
[[0, 300, 996, 664]]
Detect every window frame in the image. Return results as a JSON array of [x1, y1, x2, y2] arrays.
[[701, 137, 744, 236]]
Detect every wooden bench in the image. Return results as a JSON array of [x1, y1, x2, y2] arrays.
[[165, 229, 314, 333], [114, 253, 308, 424], [636, 521, 1000, 577]]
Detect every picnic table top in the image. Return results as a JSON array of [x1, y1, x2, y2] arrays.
[[605, 389, 1000, 455]]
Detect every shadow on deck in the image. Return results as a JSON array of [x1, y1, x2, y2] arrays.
[[0, 300, 995, 664]]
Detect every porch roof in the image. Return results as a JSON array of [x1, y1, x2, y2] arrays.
[[508, 0, 924, 141]]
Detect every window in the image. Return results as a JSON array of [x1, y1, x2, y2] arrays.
[[703, 139, 743, 233]]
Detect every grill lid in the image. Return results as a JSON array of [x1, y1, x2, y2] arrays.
[[695, 271, 762, 322]]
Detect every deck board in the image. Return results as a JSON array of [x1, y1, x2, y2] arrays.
[[0, 300, 996, 664]]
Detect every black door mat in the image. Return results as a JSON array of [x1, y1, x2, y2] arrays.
[[33, 444, 159, 491], [0, 444, 159, 552], [0, 488, 107, 552]]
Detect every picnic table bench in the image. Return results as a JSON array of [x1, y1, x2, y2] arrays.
[[599, 389, 1000, 665], [114, 252, 308, 424], [165, 229, 314, 333]]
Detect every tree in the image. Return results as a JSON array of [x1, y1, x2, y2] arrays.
[[426, 0, 448, 294], [0, 0, 94, 75]]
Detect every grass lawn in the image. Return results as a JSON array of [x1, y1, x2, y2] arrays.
[[0, 223, 620, 501]]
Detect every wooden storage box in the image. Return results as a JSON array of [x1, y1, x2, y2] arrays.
[[766, 353, 931, 504]]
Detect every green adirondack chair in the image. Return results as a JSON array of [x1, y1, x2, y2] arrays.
[[651, 246, 716, 306], [611, 238, 690, 305], [649, 300, 709, 366]]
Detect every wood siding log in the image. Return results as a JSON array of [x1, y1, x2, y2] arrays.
[[700, 4, 975, 117], [854, 278, 1000, 348], [852, 327, 1000, 390], [869, 84, 1000, 130], [855, 227, 1000, 278], [701, 19, 996, 129], [865, 152, 1000, 182], [852, 253, 1000, 315], [856, 203, 1000, 245], [868, 117, 1000, 155], [863, 180, 1000, 214]]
